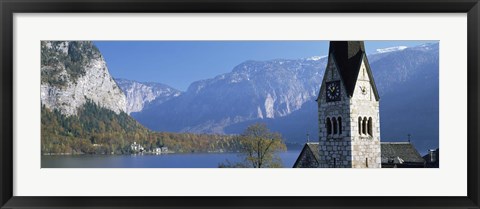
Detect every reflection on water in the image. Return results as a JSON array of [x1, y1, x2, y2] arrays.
[[42, 150, 302, 168]]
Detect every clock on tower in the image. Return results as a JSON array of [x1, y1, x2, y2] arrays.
[[326, 81, 341, 102]]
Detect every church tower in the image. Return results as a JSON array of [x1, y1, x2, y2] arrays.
[[316, 41, 381, 168]]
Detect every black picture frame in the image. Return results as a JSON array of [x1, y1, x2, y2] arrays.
[[1, 0, 479, 208]]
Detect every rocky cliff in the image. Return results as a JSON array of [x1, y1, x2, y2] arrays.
[[41, 41, 126, 115], [115, 78, 181, 114]]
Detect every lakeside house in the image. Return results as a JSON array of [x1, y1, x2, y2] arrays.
[[161, 147, 168, 153], [130, 142, 144, 153], [131, 142, 169, 154], [153, 147, 169, 154]]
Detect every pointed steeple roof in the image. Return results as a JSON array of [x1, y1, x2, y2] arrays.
[[328, 41, 379, 100]]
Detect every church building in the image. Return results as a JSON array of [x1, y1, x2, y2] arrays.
[[293, 41, 426, 168]]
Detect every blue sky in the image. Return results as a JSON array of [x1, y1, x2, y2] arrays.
[[95, 41, 433, 91]]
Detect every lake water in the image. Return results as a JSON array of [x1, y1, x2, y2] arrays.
[[42, 150, 302, 168]]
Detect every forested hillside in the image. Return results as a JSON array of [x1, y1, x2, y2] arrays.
[[41, 101, 240, 155]]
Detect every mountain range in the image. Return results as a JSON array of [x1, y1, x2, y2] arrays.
[[40, 41, 439, 155], [124, 43, 439, 154], [114, 79, 181, 114]]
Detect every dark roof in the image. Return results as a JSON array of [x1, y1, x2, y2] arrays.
[[305, 143, 320, 161], [293, 143, 319, 168], [328, 41, 379, 100], [381, 142, 425, 164]]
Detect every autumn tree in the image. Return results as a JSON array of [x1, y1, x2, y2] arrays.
[[235, 123, 286, 168]]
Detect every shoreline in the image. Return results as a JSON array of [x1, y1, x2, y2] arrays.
[[41, 150, 299, 156]]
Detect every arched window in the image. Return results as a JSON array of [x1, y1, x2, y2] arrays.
[[338, 117, 342, 135], [358, 117, 362, 135], [362, 117, 367, 135], [332, 117, 338, 134], [368, 117, 373, 136], [326, 117, 332, 135]]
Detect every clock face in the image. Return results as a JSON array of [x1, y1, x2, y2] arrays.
[[359, 83, 370, 99], [326, 81, 341, 102], [360, 85, 367, 95]]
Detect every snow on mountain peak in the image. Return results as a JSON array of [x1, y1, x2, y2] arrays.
[[306, 55, 327, 61], [375, 46, 408, 54]]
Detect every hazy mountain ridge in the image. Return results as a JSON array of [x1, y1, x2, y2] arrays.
[[115, 78, 182, 114], [372, 43, 439, 96], [373, 43, 439, 153], [133, 58, 327, 133]]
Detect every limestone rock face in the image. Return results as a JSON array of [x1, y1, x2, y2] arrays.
[[134, 58, 326, 133], [115, 78, 181, 114], [41, 41, 126, 115]]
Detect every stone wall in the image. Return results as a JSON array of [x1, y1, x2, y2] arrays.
[[349, 59, 381, 168], [317, 55, 353, 168], [317, 55, 381, 168]]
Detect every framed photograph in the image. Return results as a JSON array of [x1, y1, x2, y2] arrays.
[[1, 0, 479, 208]]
